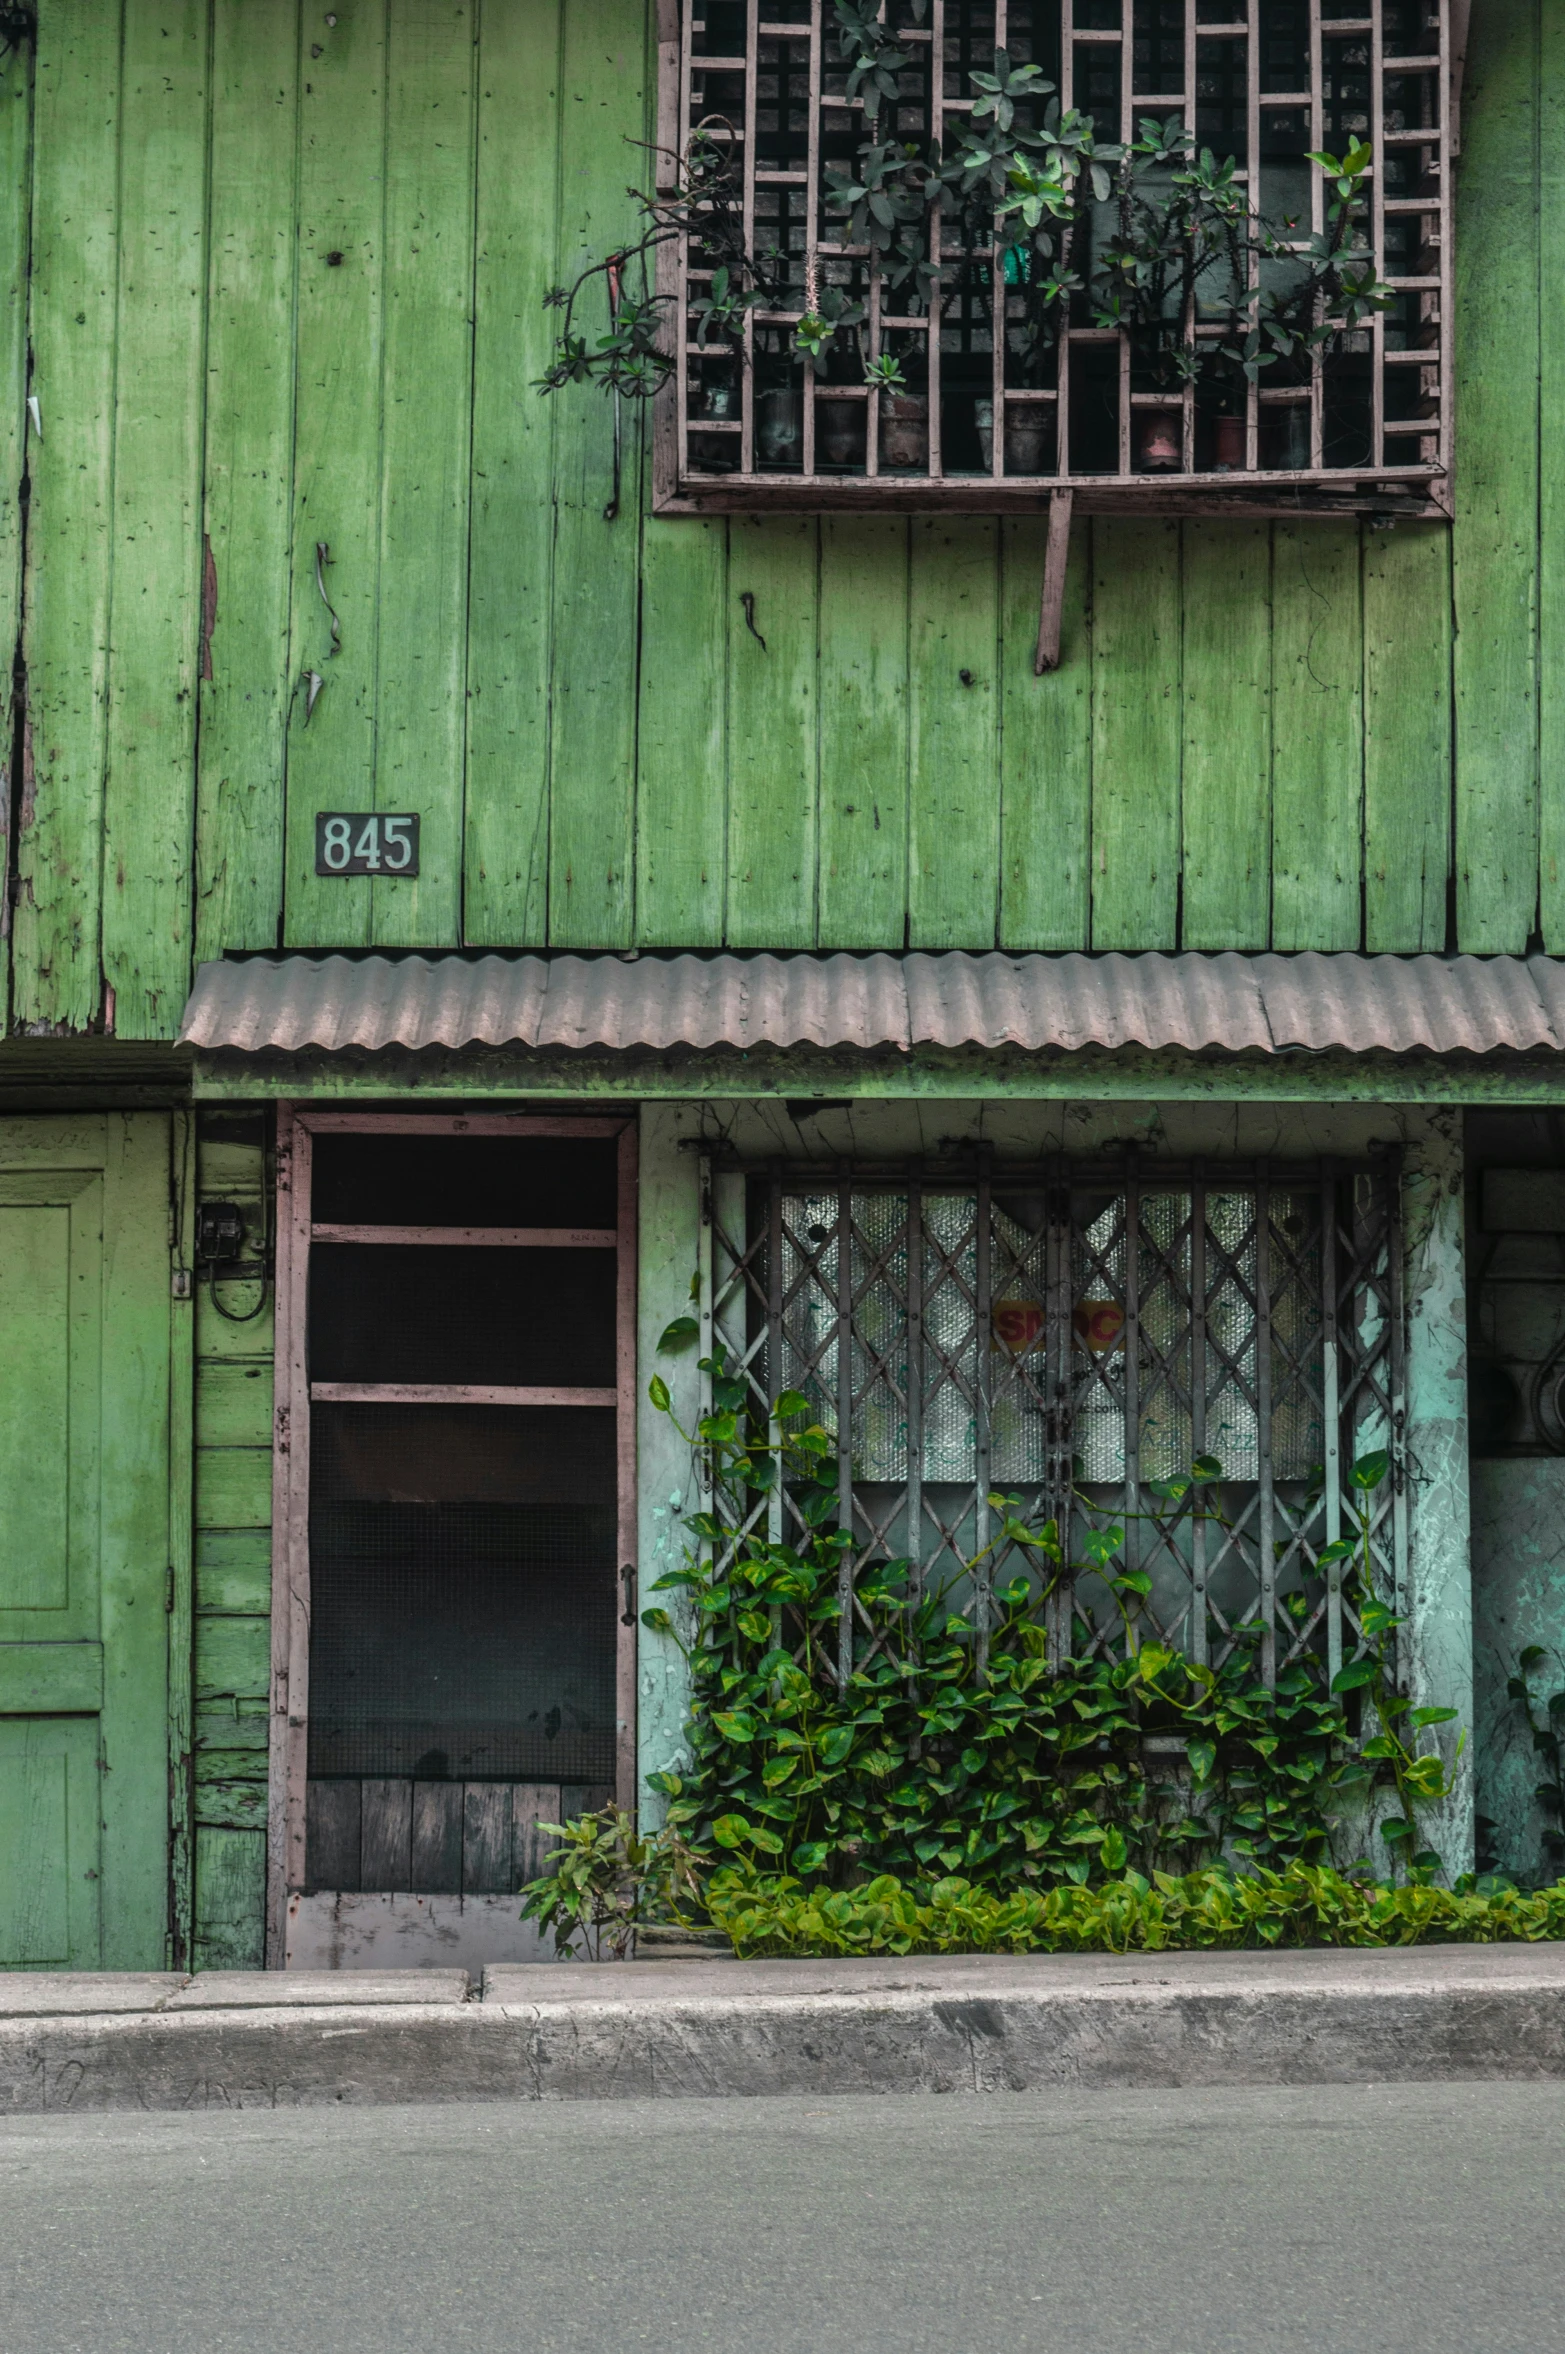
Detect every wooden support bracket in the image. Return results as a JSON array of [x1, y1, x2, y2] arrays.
[[1033, 488, 1075, 676]]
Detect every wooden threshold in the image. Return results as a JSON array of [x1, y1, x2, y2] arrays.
[[311, 1224, 617, 1249], [309, 1383, 619, 1408]]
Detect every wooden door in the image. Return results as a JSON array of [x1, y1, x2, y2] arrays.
[[268, 1111, 637, 1961], [0, 1116, 176, 1968]]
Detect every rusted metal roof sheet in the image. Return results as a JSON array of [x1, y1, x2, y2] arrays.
[[179, 950, 1565, 1059]]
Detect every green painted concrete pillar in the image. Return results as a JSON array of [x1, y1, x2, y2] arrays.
[[635, 1104, 702, 1825], [1401, 1108, 1474, 1876]]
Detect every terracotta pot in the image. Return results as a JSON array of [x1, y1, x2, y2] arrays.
[[1137, 407, 1182, 471], [1212, 413, 1245, 471], [817, 397, 866, 469], [880, 391, 929, 471], [1004, 408, 1051, 475]]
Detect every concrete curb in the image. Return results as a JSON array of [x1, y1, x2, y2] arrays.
[[4, 1948, 1565, 2115]]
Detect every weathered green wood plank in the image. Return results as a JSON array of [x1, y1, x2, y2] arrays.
[[1089, 519, 1180, 950], [371, 0, 475, 947], [818, 516, 909, 950], [1540, 0, 1565, 950], [0, 36, 32, 1032], [195, 1697, 269, 1756], [196, 1530, 273, 1617], [195, 1282, 274, 1361], [1453, 0, 1540, 953], [464, 0, 560, 946], [196, 1135, 269, 1197], [196, 1447, 273, 1530], [1271, 521, 1364, 952], [908, 518, 1000, 949], [168, 1112, 196, 1967], [196, 1745, 269, 1783], [726, 516, 819, 947], [101, 0, 209, 1037], [546, 0, 644, 948], [194, 1778, 269, 1831], [281, 0, 387, 948], [196, 1611, 271, 1701], [637, 514, 728, 945], [1364, 523, 1452, 952], [193, 1824, 265, 1968], [12, 2, 123, 1032], [998, 513, 1089, 951], [194, 0, 300, 962], [196, 1359, 274, 1449], [1180, 522, 1270, 951]]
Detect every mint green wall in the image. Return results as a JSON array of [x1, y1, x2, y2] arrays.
[[0, 0, 1556, 1040]]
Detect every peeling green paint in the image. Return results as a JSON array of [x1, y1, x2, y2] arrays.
[[1401, 1111, 1475, 1873]]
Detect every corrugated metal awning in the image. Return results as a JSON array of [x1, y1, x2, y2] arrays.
[[178, 950, 1565, 1060]]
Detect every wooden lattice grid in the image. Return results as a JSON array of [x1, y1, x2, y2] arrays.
[[701, 1153, 1407, 1694], [654, 0, 1451, 515]]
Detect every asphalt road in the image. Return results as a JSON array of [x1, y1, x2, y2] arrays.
[[3, 2081, 1561, 2354]]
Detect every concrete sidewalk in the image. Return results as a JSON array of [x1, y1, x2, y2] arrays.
[[4, 1945, 1564, 2115]]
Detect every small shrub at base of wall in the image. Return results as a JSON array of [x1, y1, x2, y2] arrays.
[[700, 1863, 1565, 1957]]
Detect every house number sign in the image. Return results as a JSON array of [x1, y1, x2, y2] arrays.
[[314, 813, 420, 876]]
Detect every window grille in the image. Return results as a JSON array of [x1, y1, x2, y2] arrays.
[[656, 2, 1450, 515], [702, 1154, 1406, 1689]]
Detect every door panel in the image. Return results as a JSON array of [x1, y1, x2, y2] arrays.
[[0, 1117, 174, 1968], [0, 1174, 101, 1630], [0, 1718, 100, 1966], [0, 1206, 72, 1606]]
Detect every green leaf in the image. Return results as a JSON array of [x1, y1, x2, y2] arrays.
[[1186, 1738, 1217, 1786], [774, 1389, 812, 1419], [711, 1813, 754, 1848], [1100, 1826, 1128, 1872], [639, 1606, 677, 1639], [1408, 1706, 1458, 1728], [1332, 1659, 1379, 1693], [1351, 1449, 1389, 1491], [791, 1841, 830, 1874], [647, 1374, 671, 1413], [819, 1726, 856, 1768], [713, 1710, 757, 1742], [657, 1315, 701, 1354]]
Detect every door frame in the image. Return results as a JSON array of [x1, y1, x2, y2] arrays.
[[265, 1107, 639, 1965]]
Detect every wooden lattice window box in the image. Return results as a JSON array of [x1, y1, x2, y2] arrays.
[[651, 1, 1452, 518]]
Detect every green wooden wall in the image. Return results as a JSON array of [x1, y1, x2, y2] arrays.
[[191, 1119, 273, 1968], [0, 0, 1558, 1042]]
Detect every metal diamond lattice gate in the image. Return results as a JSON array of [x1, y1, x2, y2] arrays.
[[701, 1154, 1405, 1691]]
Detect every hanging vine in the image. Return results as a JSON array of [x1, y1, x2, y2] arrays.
[[537, 4, 1388, 410]]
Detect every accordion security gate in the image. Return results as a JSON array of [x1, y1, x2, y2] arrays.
[[704, 1155, 1406, 1689]]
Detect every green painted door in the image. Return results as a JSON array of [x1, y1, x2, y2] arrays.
[[0, 1116, 175, 1968]]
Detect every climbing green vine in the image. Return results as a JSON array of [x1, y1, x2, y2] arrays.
[[634, 1349, 1461, 1899]]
